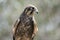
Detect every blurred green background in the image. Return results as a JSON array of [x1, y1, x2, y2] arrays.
[[0, 0, 60, 40]]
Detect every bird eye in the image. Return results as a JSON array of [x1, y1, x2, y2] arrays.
[[32, 7, 34, 9], [29, 7, 34, 10]]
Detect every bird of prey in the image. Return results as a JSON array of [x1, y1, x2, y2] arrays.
[[13, 5, 38, 40]]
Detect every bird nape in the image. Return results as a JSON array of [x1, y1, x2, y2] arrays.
[[13, 5, 38, 40]]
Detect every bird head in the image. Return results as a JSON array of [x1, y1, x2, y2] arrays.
[[24, 5, 38, 16]]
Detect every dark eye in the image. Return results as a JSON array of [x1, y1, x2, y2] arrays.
[[32, 7, 34, 9], [30, 7, 34, 10]]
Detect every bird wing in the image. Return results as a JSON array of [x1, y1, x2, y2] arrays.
[[13, 18, 20, 34], [13, 18, 21, 40], [13, 19, 20, 33]]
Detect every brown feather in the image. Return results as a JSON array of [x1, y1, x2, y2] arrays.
[[13, 5, 38, 40]]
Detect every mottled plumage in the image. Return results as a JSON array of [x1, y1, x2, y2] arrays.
[[13, 5, 38, 40]]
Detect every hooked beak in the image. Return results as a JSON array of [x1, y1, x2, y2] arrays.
[[36, 11, 38, 14], [35, 7, 38, 14], [35, 10, 38, 14]]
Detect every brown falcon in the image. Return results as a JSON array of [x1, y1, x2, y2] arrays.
[[13, 5, 38, 40]]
